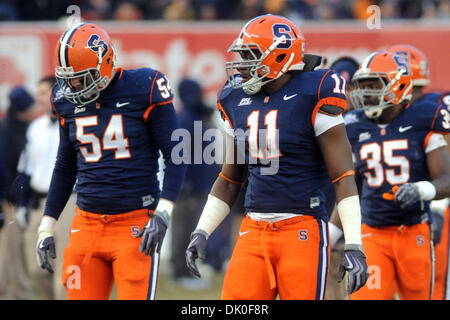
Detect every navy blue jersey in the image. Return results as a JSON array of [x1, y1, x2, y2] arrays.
[[45, 68, 186, 217], [218, 69, 347, 219], [420, 91, 450, 110], [345, 100, 450, 227]]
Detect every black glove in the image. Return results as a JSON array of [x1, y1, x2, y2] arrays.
[[338, 244, 369, 295], [185, 229, 208, 278], [135, 211, 169, 256], [394, 183, 422, 209], [37, 236, 56, 273]]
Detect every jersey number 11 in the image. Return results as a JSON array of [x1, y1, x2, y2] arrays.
[[247, 110, 282, 159]]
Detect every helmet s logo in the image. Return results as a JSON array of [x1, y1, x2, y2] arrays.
[[272, 24, 292, 49], [395, 50, 409, 61], [87, 34, 109, 58], [393, 55, 409, 75]]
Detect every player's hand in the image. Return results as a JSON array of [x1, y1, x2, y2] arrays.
[[431, 211, 444, 244], [15, 206, 30, 230], [185, 230, 208, 278], [135, 211, 168, 256], [36, 216, 57, 274], [338, 244, 369, 295], [394, 183, 422, 209]]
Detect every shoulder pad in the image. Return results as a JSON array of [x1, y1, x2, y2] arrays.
[[439, 92, 450, 108], [52, 83, 66, 104], [410, 99, 449, 134], [217, 78, 237, 102], [148, 69, 174, 106]]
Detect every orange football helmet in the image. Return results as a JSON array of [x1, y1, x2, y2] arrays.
[[350, 51, 413, 119], [387, 44, 429, 87], [225, 14, 306, 95], [55, 22, 116, 105]]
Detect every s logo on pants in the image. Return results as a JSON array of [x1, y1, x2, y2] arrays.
[[299, 230, 308, 241]]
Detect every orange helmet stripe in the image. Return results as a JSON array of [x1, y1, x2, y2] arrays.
[[58, 22, 87, 67]]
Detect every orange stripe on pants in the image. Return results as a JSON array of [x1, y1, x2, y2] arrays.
[[221, 214, 329, 300], [62, 207, 154, 300], [351, 222, 433, 300]]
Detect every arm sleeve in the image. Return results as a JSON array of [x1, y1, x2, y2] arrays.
[[424, 132, 447, 153], [314, 113, 344, 137], [147, 103, 187, 203], [43, 123, 77, 220], [312, 69, 348, 127], [430, 104, 450, 134]]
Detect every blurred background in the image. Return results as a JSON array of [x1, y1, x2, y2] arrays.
[[0, 0, 449, 300]]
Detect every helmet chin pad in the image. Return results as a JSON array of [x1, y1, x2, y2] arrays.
[[242, 78, 263, 95]]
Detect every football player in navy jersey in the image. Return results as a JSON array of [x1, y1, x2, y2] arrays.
[[387, 44, 450, 300], [343, 51, 450, 300], [35, 23, 186, 300], [185, 14, 368, 300]]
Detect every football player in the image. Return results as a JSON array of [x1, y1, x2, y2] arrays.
[[185, 14, 368, 300], [388, 44, 450, 300], [326, 55, 361, 300], [343, 51, 450, 300], [35, 23, 186, 300]]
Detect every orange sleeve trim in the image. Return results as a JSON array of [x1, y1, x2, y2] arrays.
[[423, 131, 434, 151], [50, 93, 65, 127], [332, 170, 355, 184], [143, 98, 174, 123], [217, 101, 234, 129], [422, 130, 448, 149], [311, 97, 347, 127], [317, 69, 332, 101], [149, 71, 160, 106], [430, 105, 441, 130], [219, 172, 243, 185]]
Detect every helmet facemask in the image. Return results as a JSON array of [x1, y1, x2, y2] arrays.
[[225, 35, 297, 95], [350, 68, 412, 119], [55, 43, 112, 106]]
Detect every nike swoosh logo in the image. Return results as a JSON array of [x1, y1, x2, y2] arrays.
[[399, 125, 412, 132], [71, 229, 81, 234], [116, 102, 130, 108], [239, 230, 250, 237], [283, 94, 298, 101]]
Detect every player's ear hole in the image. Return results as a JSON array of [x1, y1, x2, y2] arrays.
[[399, 84, 405, 91], [276, 54, 286, 63]]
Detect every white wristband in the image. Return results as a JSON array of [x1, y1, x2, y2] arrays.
[[38, 215, 57, 234], [156, 198, 175, 217], [413, 181, 437, 201], [196, 194, 231, 238], [336, 195, 362, 246]]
